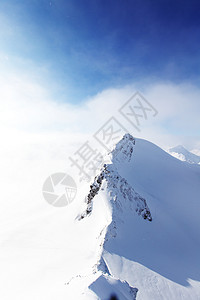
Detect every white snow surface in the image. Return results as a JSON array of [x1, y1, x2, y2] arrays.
[[169, 145, 200, 164], [1, 134, 200, 300], [79, 134, 200, 299]]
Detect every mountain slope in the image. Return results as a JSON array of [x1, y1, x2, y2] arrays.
[[169, 145, 200, 164], [76, 134, 200, 300]]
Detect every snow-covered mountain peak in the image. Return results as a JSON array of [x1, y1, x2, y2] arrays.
[[110, 133, 136, 164], [73, 135, 200, 299], [79, 162, 152, 223], [77, 134, 152, 299], [169, 144, 200, 164], [79, 134, 152, 225], [170, 145, 186, 152]]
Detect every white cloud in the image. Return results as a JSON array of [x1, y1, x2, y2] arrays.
[[1, 70, 200, 164], [0, 60, 200, 300]]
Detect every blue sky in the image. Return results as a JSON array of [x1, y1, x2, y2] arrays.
[[0, 0, 200, 102]]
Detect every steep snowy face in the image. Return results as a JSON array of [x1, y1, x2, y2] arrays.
[[110, 133, 136, 164], [78, 134, 152, 299], [76, 134, 200, 300], [79, 164, 152, 223], [79, 133, 152, 225], [169, 145, 200, 164]]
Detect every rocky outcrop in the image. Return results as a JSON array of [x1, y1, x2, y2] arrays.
[[79, 163, 152, 222]]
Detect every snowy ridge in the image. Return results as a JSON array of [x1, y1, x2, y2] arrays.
[[110, 133, 136, 163], [169, 145, 200, 164], [79, 133, 152, 224], [72, 134, 200, 299], [79, 164, 152, 223], [88, 273, 138, 300], [77, 134, 152, 299]]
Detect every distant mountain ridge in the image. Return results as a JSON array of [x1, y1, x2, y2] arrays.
[[169, 145, 200, 164]]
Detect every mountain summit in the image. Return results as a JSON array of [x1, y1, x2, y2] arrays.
[[73, 134, 200, 299], [79, 134, 152, 224], [169, 145, 200, 164]]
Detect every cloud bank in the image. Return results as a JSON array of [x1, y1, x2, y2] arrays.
[[1, 70, 200, 165]]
